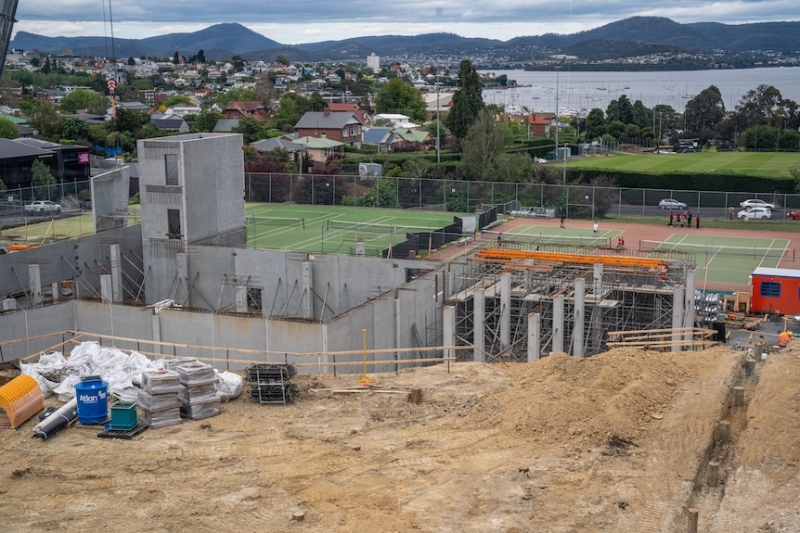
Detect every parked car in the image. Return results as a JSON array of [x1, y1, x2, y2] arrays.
[[737, 207, 772, 220], [739, 199, 775, 210], [786, 210, 800, 220], [658, 198, 687, 210], [24, 200, 62, 216]]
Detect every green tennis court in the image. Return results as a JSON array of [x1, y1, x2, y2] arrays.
[[502, 223, 622, 249], [245, 203, 466, 255], [640, 234, 792, 285]]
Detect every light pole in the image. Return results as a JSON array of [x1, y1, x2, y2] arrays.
[[436, 76, 440, 163], [554, 67, 561, 183]]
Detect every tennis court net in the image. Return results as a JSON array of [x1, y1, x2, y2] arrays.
[[327, 220, 431, 234], [639, 239, 795, 260], [247, 216, 305, 229]]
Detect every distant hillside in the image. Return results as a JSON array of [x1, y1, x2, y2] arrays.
[[10, 17, 800, 63]]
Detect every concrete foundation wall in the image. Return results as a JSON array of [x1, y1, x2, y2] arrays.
[[0, 225, 143, 302], [91, 166, 131, 232], [0, 302, 76, 361]]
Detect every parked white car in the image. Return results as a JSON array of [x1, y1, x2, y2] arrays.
[[739, 199, 775, 210], [737, 207, 772, 220], [24, 200, 62, 216]]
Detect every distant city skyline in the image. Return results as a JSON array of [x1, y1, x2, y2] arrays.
[[11, 0, 800, 46]]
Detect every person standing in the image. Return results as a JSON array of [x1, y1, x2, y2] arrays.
[[560, 214, 565, 228], [687, 211, 692, 228], [669, 211, 673, 227], [676, 212, 682, 227], [696, 213, 700, 229], [593, 221, 598, 237]]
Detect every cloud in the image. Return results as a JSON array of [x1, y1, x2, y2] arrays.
[[11, 0, 800, 44]]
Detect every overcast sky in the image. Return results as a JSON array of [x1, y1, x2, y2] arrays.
[[11, 0, 800, 45]]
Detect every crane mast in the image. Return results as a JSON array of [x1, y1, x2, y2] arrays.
[[0, 0, 19, 81]]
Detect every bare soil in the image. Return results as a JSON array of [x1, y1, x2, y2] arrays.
[[2, 343, 800, 532]]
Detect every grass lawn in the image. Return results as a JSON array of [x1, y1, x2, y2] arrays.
[[567, 151, 800, 178]]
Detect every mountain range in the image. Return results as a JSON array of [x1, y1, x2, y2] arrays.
[[10, 17, 800, 64]]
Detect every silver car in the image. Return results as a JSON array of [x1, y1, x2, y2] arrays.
[[658, 198, 687, 210], [737, 207, 772, 220]]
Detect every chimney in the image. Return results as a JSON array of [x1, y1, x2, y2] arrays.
[[324, 108, 330, 116]]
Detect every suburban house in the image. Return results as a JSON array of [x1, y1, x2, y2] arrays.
[[527, 114, 552, 137], [423, 91, 453, 121], [362, 127, 434, 153], [292, 136, 344, 165], [212, 119, 239, 133], [373, 113, 418, 129], [223, 101, 270, 121], [151, 114, 190, 133], [250, 137, 305, 167], [326, 102, 370, 126], [294, 110, 363, 148]]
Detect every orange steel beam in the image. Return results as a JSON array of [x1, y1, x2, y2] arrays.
[[476, 249, 667, 269]]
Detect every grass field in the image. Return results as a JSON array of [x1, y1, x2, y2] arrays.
[[568, 151, 800, 178]]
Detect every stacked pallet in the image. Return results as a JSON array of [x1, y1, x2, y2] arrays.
[[176, 362, 220, 420], [245, 363, 298, 405], [138, 370, 183, 429]]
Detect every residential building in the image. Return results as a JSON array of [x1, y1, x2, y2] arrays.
[[223, 101, 269, 121], [294, 110, 363, 148], [367, 53, 380, 71]]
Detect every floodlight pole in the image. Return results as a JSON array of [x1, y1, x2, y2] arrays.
[[436, 59, 441, 163], [555, 67, 563, 185]]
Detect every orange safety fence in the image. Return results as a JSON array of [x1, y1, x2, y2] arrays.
[[0, 374, 44, 429]]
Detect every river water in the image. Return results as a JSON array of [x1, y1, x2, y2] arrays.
[[479, 67, 800, 116]]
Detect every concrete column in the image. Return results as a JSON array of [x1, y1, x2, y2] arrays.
[[52, 282, 60, 302], [151, 313, 163, 355], [528, 312, 541, 362], [473, 289, 485, 363], [573, 278, 585, 358], [394, 296, 401, 365], [683, 270, 696, 341], [100, 274, 113, 303], [110, 244, 122, 302], [28, 263, 42, 306], [553, 294, 565, 353], [235, 286, 247, 312], [593, 263, 603, 299], [443, 305, 456, 363], [672, 285, 685, 352], [176, 252, 189, 306], [500, 272, 511, 349], [302, 261, 313, 319]]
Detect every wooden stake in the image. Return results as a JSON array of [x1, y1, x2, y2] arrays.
[[409, 388, 422, 404]]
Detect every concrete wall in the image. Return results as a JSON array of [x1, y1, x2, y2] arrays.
[[0, 225, 142, 302], [91, 165, 131, 232], [0, 301, 76, 361]]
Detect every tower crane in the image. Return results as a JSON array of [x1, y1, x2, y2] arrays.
[[0, 0, 19, 80]]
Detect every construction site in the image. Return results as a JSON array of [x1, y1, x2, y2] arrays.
[[1, 133, 800, 532]]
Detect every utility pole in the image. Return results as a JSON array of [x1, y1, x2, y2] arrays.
[[436, 61, 440, 163], [555, 67, 561, 184]]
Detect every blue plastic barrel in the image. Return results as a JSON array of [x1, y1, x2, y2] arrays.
[[74, 378, 109, 424]]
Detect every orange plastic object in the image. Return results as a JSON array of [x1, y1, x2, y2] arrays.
[[0, 375, 44, 429]]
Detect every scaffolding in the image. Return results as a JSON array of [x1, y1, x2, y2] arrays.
[[449, 245, 695, 361]]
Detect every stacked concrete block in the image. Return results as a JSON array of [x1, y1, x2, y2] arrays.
[[138, 370, 183, 429], [176, 362, 220, 420]]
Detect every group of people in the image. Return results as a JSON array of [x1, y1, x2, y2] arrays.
[[668, 210, 700, 229]]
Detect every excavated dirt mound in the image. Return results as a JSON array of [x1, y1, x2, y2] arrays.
[[1, 344, 799, 532]]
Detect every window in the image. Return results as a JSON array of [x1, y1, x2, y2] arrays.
[[165, 154, 179, 186], [320, 132, 327, 139], [167, 209, 181, 239], [760, 281, 781, 297]]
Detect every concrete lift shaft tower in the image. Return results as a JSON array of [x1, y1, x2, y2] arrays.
[[0, 0, 18, 80]]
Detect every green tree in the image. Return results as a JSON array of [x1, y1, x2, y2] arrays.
[[276, 54, 290, 66], [607, 120, 626, 139], [25, 98, 63, 139], [460, 108, 508, 180], [742, 124, 778, 151], [114, 107, 151, 135], [374, 78, 426, 123], [0, 117, 18, 139], [60, 117, 91, 141], [632, 100, 650, 129], [162, 95, 193, 108], [214, 87, 259, 106], [127, 57, 136, 66], [490, 151, 534, 183], [232, 116, 268, 144], [684, 85, 725, 143], [445, 59, 484, 140], [59, 88, 107, 114], [192, 110, 223, 133], [0, 177, 6, 194], [31, 159, 57, 200], [584, 108, 606, 140], [197, 50, 206, 63], [173, 50, 180, 64]]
